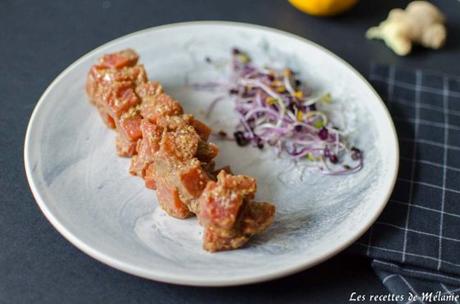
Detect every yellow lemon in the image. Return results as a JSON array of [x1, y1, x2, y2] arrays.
[[289, 0, 358, 17]]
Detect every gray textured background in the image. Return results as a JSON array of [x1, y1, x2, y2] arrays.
[[1, 0, 459, 303]]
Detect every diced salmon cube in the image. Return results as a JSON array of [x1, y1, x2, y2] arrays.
[[105, 82, 140, 118], [100, 49, 139, 69], [86, 65, 107, 104], [201, 201, 275, 252], [179, 162, 209, 198], [115, 133, 137, 157], [136, 81, 163, 99], [118, 115, 142, 142], [129, 120, 163, 177], [198, 172, 256, 229], [109, 65, 147, 85], [220, 172, 256, 200], [140, 121, 162, 152], [156, 181, 192, 219], [140, 93, 183, 123], [202, 226, 249, 252], [240, 202, 276, 235], [199, 186, 243, 229], [160, 126, 199, 161]]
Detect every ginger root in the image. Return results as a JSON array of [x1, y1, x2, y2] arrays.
[[366, 1, 446, 56]]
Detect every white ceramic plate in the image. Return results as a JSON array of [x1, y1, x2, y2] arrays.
[[24, 21, 398, 286]]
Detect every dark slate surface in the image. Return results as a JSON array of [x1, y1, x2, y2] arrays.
[[1, 0, 459, 303]]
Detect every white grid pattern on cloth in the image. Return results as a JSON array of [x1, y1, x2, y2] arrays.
[[358, 242, 460, 268], [438, 76, 450, 271], [358, 64, 460, 277], [400, 157, 460, 173], [390, 199, 460, 220], [374, 221, 460, 243], [395, 118, 460, 131], [400, 138, 460, 151], [401, 70, 422, 264], [390, 97, 460, 118], [369, 74, 460, 98], [397, 177, 460, 195]]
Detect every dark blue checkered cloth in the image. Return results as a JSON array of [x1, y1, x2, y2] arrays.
[[351, 64, 460, 303]]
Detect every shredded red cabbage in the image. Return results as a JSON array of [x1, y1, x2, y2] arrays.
[[196, 48, 363, 175]]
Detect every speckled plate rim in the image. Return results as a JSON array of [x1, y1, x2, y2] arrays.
[[24, 21, 399, 286]]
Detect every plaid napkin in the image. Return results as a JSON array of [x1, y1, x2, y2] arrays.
[[351, 64, 460, 303]]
